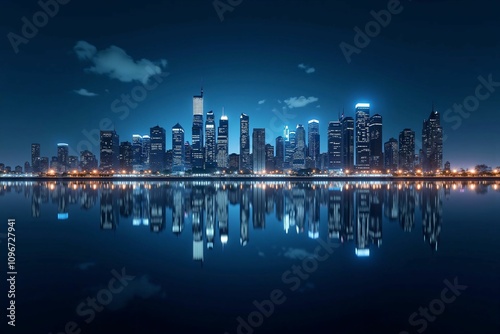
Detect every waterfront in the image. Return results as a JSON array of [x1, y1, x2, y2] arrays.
[[0, 180, 499, 333]]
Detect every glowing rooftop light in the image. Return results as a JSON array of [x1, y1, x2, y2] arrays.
[[308, 119, 319, 124], [355, 103, 370, 109]]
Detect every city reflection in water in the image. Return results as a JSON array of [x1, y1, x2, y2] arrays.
[[3, 180, 499, 260]]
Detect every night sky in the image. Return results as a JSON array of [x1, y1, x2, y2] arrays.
[[1, 0, 499, 169]]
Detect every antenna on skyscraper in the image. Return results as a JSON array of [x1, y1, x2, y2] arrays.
[[222, 107, 225, 116], [201, 78, 204, 97]]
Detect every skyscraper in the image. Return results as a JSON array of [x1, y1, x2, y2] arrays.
[[341, 116, 355, 170], [192, 89, 204, 169], [205, 110, 216, 168], [355, 103, 371, 170], [422, 109, 443, 172], [384, 138, 399, 172], [57, 143, 69, 173], [150, 126, 166, 172], [217, 112, 229, 168], [285, 131, 296, 169], [293, 124, 306, 169], [141, 135, 151, 169], [240, 113, 250, 170], [100, 130, 119, 172], [328, 121, 342, 169], [80, 150, 98, 171], [265, 144, 274, 172], [369, 114, 383, 170], [31, 143, 40, 173], [275, 136, 285, 171], [253, 128, 266, 173], [399, 129, 415, 171], [132, 135, 143, 169], [172, 123, 185, 172], [308, 119, 320, 168]]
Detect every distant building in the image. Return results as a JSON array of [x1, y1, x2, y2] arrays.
[[24, 161, 31, 173], [369, 114, 383, 170], [308, 119, 320, 168], [132, 135, 143, 170], [252, 128, 266, 173], [293, 124, 306, 170], [341, 116, 354, 170], [184, 142, 192, 170], [229, 153, 239, 169], [265, 144, 274, 172], [172, 123, 185, 172], [192, 89, 204, 169], [150, 126, 166, 172], [422, 109, 443, 172], [217, 113, 229, 168], [285, 131, 296, 169], [68, 156, 79, 170], [57, 143, 69, 173], [328, 121, 342, 169], [14, 165, 22, 174], [80, 150, 98, 171], [240, 113, 251, 170], [205, 110, 217, 168], [100, 130, 119, 172], [444, 161, 451, 172], [384, 138, 398, 172], [119, 141, 134, 171], [141, 135, 151, 169], [39, 157, 49, 173], [355, 103, 370, 170], [31, 143, 40, 173], [275, 136, 285, 171], [399, 129, 415, 171], [165, 149, 173, 171]]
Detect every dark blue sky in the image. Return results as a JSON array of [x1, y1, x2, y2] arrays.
[[1, 0, 500, 168]]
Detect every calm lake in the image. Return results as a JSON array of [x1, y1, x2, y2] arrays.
[[0, 180, 499, 334]]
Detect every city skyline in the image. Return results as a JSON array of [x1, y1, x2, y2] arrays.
[[2, 1, 500, 169]]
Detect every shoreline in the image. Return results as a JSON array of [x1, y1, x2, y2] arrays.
[[1, 175, 500, 182]]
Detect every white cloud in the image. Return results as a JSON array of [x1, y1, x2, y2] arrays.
[[283, 248, 319, 260], [73, 88, 98, 97], [284, 96, 319, 108], [74, 41, 168, 84], [258, 99, 266, 105], [298, 63, 316, 74]]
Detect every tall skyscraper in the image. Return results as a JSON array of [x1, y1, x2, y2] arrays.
[[205, 110, 216, 168], [422, 109, 443, 172], [285, 131, 296, 168], [308, 119, 320, 168], [80, 150, 98, 171], [217, 112, 229, 168], [100, 130, 119, 172], [192, 88, 204, 169], [328, 121, 342, 169], [384, 138, 399, 172], [150, 126, 166, 172], [132, 135, 143, 169], [239, 113, 250, 170], [293, 124, 306, 169], [253, 128, 266, 173], [31, 143, 40, 173], [355, 103, 371, 170], [265, 144, 274, 172], [119, 141, 133, 171], [399, 129, 415, 171], [275, 136, 285, 171], [369, 114, 383, 170], [57, 143, 69, 173], [341, 116, 355, 170], [172, 123, 185, 172]]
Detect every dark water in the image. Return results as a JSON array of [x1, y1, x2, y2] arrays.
[[0, 180, 499, 334]]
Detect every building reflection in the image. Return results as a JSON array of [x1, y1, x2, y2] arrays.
[[13, 179, 488, 260]]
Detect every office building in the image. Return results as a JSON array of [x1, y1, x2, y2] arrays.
[[328, 121, 342, 169], [217, 112, 229, 168], [192, 89, 204, 169], [57, 143, 69, 173], [240, 113, 251, 170], [369, 114, 383, 170], [341, 116, 355, 170], [355, 103, 370, 170], [275, 136, 284, 171], [205, 110, 217, 168], [253, 128, 266, 173], [150, 126, 166, 172], [172, 123, 185, 172], [308, 119, 320, 168], [422, 109, 443, 172], [399, 129, 415, 171], [384, 138, 398, 172]]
